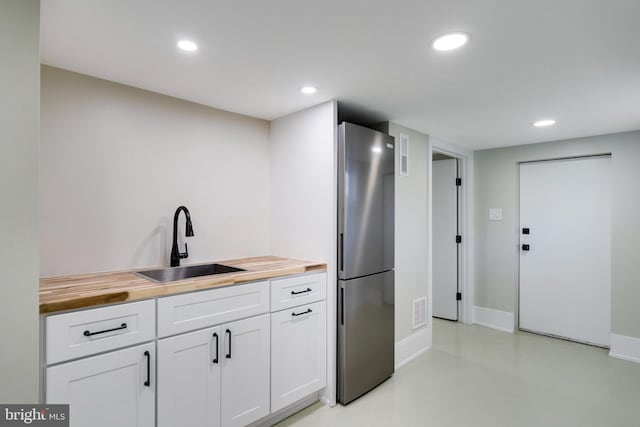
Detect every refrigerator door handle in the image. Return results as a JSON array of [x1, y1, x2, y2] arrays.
[[340, 233, 344, 272], [340, 287, 344, 325]]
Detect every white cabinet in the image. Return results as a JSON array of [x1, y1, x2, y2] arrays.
[[43, 271, 326, 427], [157, 327, 221, 427], [46, 342, 155, 427], [271, 301, 327, 412], [157, 314, 270, 427]]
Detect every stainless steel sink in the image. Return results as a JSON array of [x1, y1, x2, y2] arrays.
[[135, 263, 246, 283]]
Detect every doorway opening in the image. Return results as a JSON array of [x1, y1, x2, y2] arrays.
[[428, 138, 473, 346], [432, 151, 461, 321]]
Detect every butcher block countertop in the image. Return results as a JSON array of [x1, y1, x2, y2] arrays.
[[39, 256, 327, 314]]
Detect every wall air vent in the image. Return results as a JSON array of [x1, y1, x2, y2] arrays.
[[412, 297, 427, 330], [399, 133, 409, 176]]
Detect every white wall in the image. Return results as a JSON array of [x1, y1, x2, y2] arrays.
[[40, 66, 271, 277], [270, 101, 337, 404], [0, 0, 40, 402]]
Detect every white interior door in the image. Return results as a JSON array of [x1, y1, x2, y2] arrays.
[[519, 156, 611, 347], [432, 158, 458, 320]]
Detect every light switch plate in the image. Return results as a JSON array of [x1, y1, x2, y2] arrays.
[[489, 208, 502, 221]]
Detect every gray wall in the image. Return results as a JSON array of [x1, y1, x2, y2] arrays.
[[0, 0, 40, 402], [387, 123, 429, 342], [41, 66, 271, 277], [474, 131, 640, 338]]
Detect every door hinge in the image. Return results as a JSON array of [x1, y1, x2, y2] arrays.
[[456, 292, 462, 301], [455, 178, 462, 186], [456, 235, 462, 243]]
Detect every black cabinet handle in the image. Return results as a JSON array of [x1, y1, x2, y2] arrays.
[[225, 329, 232, 359], [292, 308, 312, 317], [84, 323, 127, 337], [291, 288, 312, 295], [143, 350, 151, 387], [522, 244, 530, 251], [212, 332, 219, 364]]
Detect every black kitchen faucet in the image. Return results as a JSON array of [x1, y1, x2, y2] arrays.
[[170, 206, 194, 267]]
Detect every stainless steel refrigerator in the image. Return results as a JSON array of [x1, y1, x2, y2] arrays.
[[337, 122, 395, 404]]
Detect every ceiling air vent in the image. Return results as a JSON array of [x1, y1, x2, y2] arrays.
[[412, 297, 427, 330], [399, 133, 409, 176]]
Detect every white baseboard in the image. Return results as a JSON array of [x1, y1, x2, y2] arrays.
[[609, 333, 640, 364], [395, 326, 431, 370], [472, 306, 514, 333], [250, 393, 319, 427]]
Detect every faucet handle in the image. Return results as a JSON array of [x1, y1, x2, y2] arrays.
[[180, 243, 189, 259]]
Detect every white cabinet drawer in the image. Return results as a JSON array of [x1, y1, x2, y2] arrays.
[[157, 281, 269, 337], [270, 273, 326, 312], [46, 300, 156, 365]]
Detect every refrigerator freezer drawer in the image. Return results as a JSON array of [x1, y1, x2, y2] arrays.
[[338, 270, 394, 404]]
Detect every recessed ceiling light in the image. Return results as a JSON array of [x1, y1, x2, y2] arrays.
[[533, 119, 556, 127], [177, 40, 198, 52], [432, 32, 469, 51], [300, 86, 317, 95]]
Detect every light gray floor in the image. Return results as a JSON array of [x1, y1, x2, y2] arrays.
[[277, 318, 640, 427]]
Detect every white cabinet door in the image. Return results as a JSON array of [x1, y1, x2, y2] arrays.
[[46, 343, 155, 427], [157, 327, 221, 427], [271, 301, 327, 412], [221, 314, 270, 427]]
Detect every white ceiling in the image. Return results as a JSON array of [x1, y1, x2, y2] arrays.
[[41, 0, 640, 149]]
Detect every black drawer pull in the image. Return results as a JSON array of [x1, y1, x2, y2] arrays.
[[291, 288, 312, 295], [84, 323, 127, 337], [143, 350, 151, 387], [212, 332, 219, 364], [292, 308, 312, 317], [225, 329, 232, 359]]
